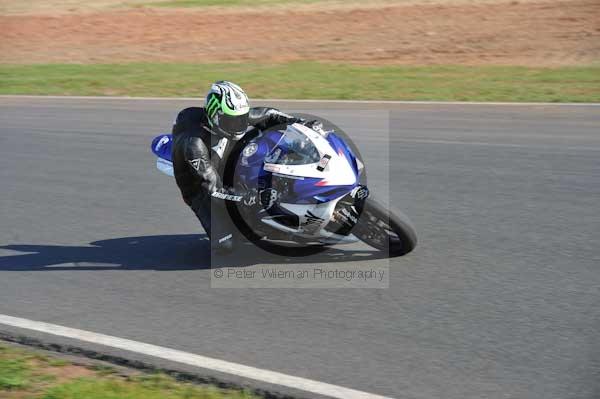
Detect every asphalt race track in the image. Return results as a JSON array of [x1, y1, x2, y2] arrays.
[[0, 97, 599, 398]]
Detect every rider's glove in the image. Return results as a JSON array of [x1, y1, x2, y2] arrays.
[[243, 188, 279, 211], [242, 189, 259, 207]]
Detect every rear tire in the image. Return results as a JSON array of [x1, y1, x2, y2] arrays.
[[353, 198, 417, 256]]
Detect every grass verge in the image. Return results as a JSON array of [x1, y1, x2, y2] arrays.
[[1, 62, 599, 102], [0, 342, 258, 399]]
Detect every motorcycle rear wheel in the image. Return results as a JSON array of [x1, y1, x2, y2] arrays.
[[353, 198, 417, 256]]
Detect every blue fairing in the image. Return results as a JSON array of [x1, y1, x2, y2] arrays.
[[292, 178, 356, 204], [236, 130, 282, 183], [151, 134, 173, 162], [236, 130, 360, 204], [326, 133, 361, 178]]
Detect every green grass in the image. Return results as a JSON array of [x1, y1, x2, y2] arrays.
[[1, 62, 599, 102], [0, 343, 259, 399], [47, 358, 69, 367], [0, 357, 30, 389], [42, 376, 256, 399], [89, 364, 118, 375]]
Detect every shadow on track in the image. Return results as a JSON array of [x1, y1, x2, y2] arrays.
[[0, 235, 388, 271]]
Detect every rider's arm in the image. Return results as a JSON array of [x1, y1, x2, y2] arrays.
[[184, 136, 243, 203], [248, 107, 303, 131], [184, 136, 277, 209]]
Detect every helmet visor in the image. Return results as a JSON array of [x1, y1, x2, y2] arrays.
[[218, 112, 249, 135]]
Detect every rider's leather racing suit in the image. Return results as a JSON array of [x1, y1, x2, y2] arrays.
[[171, 106, 301, 250]]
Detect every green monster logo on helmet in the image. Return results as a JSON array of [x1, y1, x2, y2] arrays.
[[206, 81, 250, 139]]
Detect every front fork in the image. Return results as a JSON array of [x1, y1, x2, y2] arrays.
[[328, 185, 370, 235]]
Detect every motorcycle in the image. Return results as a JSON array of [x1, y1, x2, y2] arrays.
[[151, 122, 417, 256]]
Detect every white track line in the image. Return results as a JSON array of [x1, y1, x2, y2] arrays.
[[0, 95, 598, 106], [0, 314, 393, 399]]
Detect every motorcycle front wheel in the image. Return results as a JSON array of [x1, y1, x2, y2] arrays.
[[353, 198, 417, 256]]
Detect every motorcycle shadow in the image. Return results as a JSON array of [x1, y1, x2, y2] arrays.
[[0, 234, 389, 271]]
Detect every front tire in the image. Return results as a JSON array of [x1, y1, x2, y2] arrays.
[[353, 198, 417, 256]]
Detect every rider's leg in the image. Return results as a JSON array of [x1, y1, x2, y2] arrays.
[[190, 194, 235, 254]]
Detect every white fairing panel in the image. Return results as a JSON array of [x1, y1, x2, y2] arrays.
[[263, 196, 345, 241], [262, 123, 357, 186], [156, 158, 174, 177], [280, 202, 335, 234]]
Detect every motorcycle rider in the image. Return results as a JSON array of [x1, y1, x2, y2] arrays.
[[171, 81, 304, 254]]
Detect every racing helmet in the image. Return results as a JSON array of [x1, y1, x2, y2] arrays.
[[205, 81, 250, 140]]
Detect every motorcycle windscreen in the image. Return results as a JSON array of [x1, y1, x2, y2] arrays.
[[265, 126, 321, 165]]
